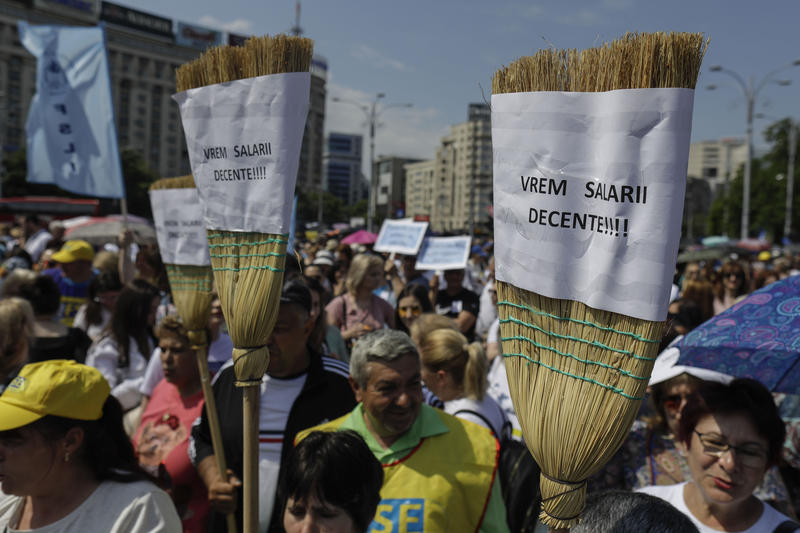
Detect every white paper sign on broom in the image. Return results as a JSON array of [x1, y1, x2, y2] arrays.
[[149, 187, 210, 266], [492, 88, 694, 322], [172, 72, 310, 233]]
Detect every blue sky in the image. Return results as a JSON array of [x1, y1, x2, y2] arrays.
[[129, 0, 800, 172]]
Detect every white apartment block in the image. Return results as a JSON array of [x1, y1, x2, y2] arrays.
[[687, 138, 747, 198], [404, 103, 492, 232]]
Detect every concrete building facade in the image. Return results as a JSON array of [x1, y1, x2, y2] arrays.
[[0, 0, 325, 188], [404, 103, 492, 232], [373, 155, 420, 219], [687, 138, 747, 198]]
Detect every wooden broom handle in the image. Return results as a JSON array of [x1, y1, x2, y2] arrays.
[[195, 346, 238, 533], [243, 386, 260, 533]]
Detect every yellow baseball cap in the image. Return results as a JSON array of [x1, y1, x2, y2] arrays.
[[51, 240, 95, 263], [0, 360, 110, 431]]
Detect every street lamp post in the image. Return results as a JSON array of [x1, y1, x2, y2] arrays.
[[708, 60, 800, 240], [331, 94, 412, 232], [786, 120, 797, 240]]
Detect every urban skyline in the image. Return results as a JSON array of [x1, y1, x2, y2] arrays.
[[128, 0, 800, 178]]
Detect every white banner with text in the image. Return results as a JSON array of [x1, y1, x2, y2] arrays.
[[492, 88, 694, 321], [373, 219, 428, 255], [149, 188, 210, 266], [415, 236, 471, 271], [173, 72, 310, 234]]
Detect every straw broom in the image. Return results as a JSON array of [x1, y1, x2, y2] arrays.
[[149, 175, 236, 533], [492, 32, 707, 530], [175, 36, 313, 533]]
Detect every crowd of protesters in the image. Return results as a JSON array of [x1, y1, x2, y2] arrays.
[[0, 213, 799, 532]]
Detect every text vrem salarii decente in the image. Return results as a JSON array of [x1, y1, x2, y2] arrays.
[[520, 176, 647, 205], [202, 142, 272, 160]]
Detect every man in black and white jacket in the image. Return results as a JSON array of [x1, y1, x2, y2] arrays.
[[190, 279, 356, 532]]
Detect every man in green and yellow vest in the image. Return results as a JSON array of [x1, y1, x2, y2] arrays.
[[297, 329, 509, 533]]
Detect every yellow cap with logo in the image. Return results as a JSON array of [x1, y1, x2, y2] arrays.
[[0, 360, 110, 431]]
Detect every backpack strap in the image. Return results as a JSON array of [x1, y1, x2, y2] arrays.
[[453, 408, 499, 441], [773, 520, 800, 533]]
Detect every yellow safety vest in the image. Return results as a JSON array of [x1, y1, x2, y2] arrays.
[[301, 409, 499, 533]]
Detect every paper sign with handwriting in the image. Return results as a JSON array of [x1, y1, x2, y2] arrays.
[[173, 72, 310, 233], [149, 188, 210, 266], [492, 88, 694, 321], [373, 220, 428, 255], [415, 236, 471, 271]]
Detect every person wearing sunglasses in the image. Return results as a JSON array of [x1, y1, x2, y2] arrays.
[[639, 379, 798, 532], [713, 261, 749, 315]]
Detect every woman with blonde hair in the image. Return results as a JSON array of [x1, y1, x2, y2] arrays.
[[418, 328, 508, 439], [325, 253, 395, 348], [0, 297, 34, 392]]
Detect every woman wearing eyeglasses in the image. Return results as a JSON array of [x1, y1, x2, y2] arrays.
[[588, 355, 791, 514], [639, 379, 798, 532], [713, 261, 749, 315]]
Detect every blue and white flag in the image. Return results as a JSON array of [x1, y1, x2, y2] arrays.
[[20, 22, 125, 198]]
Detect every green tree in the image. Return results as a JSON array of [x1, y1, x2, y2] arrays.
[[706, 118, 800, 241]]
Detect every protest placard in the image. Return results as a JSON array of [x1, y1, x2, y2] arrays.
[[415, 236, 471, 271], [492, 88, 694, 321], [173, 72, 309, 233], [149, 188, 210, 266], [373, 219, 428, 255]]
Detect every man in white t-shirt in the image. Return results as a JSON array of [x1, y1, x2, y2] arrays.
[[190, 279, 356, 532]]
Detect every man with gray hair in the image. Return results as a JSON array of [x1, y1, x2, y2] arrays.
[[297, 329, 509, 532]]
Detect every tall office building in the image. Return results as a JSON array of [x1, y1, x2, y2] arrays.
[[324, 132, 363, 205], [404, 103, 492, 232], [0, 0, 326, 187]]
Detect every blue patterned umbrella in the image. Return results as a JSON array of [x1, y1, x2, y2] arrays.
[[676, 275, 800, 393]]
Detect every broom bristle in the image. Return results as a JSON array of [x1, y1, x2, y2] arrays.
[[207, 230, 287, 385], [149, 175, 196, 191], [492, 32, 707, 94], [174, 35, 312, 385], [492, 32, 706, 529], [175, 35, 314, 92]]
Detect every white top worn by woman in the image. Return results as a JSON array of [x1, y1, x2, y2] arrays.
[[445, 395, 509, 441], [638, 482, 794, 533], [85, 336, 152, 411], [72, 306, 111, 342], [0, 479, 181, 532]]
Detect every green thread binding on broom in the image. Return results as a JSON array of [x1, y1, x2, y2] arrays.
[[207, 239, 288, 248], [500, 334, 650, 380], [499, 317, 657, 362], [209, 252, 286, 259], [502, 352, 644, 400], [497, 301, 660, 344], [212, 265, 284, 273]]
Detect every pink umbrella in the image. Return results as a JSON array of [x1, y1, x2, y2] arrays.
[[341, 229, 377, 245]]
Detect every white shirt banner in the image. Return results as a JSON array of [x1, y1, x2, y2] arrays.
[[373, 219, 428, 255], [149, 188, 210, 266], [492, 88, 694, 322], [172, 72, 310, 234], [415, 236, 471, 271]]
